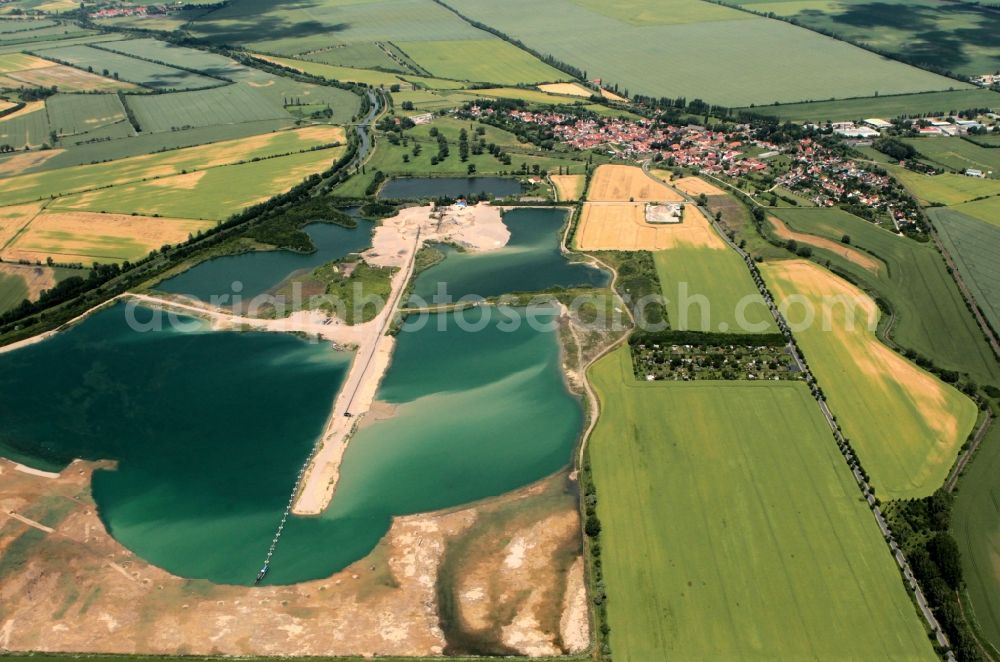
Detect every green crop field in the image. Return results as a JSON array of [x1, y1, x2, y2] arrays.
[[443, 0, 962, 106], [904, 137, 1000, 178], [763, 259, 977, 499], [124, 84, 291, 134], [953, 423, 1000, 653], [768, 207, 1000, 386], [737, 89, 1000, 122], [392, 88, 476, 113], [393, 38, 564, 84], [45, 92, 127, 137], [94, 8, 214, 31], [0, 23, 92, 46], [300, 41, 415, 72], [950, 196, 1000, 229], [0, 105, 48, 149], [99, 37, 248, 78], [967, 133, 1000, 148], [456, 87, 594, 106], [0, 118, 296, 175], [0, 126, 345, 204], [734, 0, 1000, 77], [928, 207, 1000, 332], [0, 269, 28, 313], [0, 18, 56, 32], [887, 165, 1000, 205], [0, 32, 125, 54], [189, 0, 490, 55], [32, 44, 221, 90], [51, 146, 346, 220], [588, 346, 935, 659], [653, 246, 776, 333], [261, 55, 406, 86]]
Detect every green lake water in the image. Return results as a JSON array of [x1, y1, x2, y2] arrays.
[[157, 221, 373, 304], [410, 207, 607, 303], [0, 303, 581, 585]]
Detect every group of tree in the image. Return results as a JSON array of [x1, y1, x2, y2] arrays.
[[887, 491, 983, 661]]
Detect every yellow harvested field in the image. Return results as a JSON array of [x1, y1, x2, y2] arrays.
[[768, 215, 883, 274], [6, 65, 137, 92], [600, 88, 628, 103], [575, 202, 726, 251], [586, 164, 683, 202], [0, 99, 15, 113], [1, 211, 215, 264], [0, 149, 64, 177], [537, 82, 594, 98], [0, 202, 43, 249], [673, 176, 726, 197], [0, 100, 43, 124], [0, 53, 51, 74], [764, 259, 976, 499], [550, 174, 585, 201]]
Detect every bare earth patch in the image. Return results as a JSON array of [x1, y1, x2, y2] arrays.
[[0, 459, 585, 657]]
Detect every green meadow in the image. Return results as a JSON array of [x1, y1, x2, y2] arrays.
[[653, 246, 776, 333], [332, 117, 596, 197], [769, 207, 1000, 386], [588, 346, 935, 660], [738, 88, 1000, 122]]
